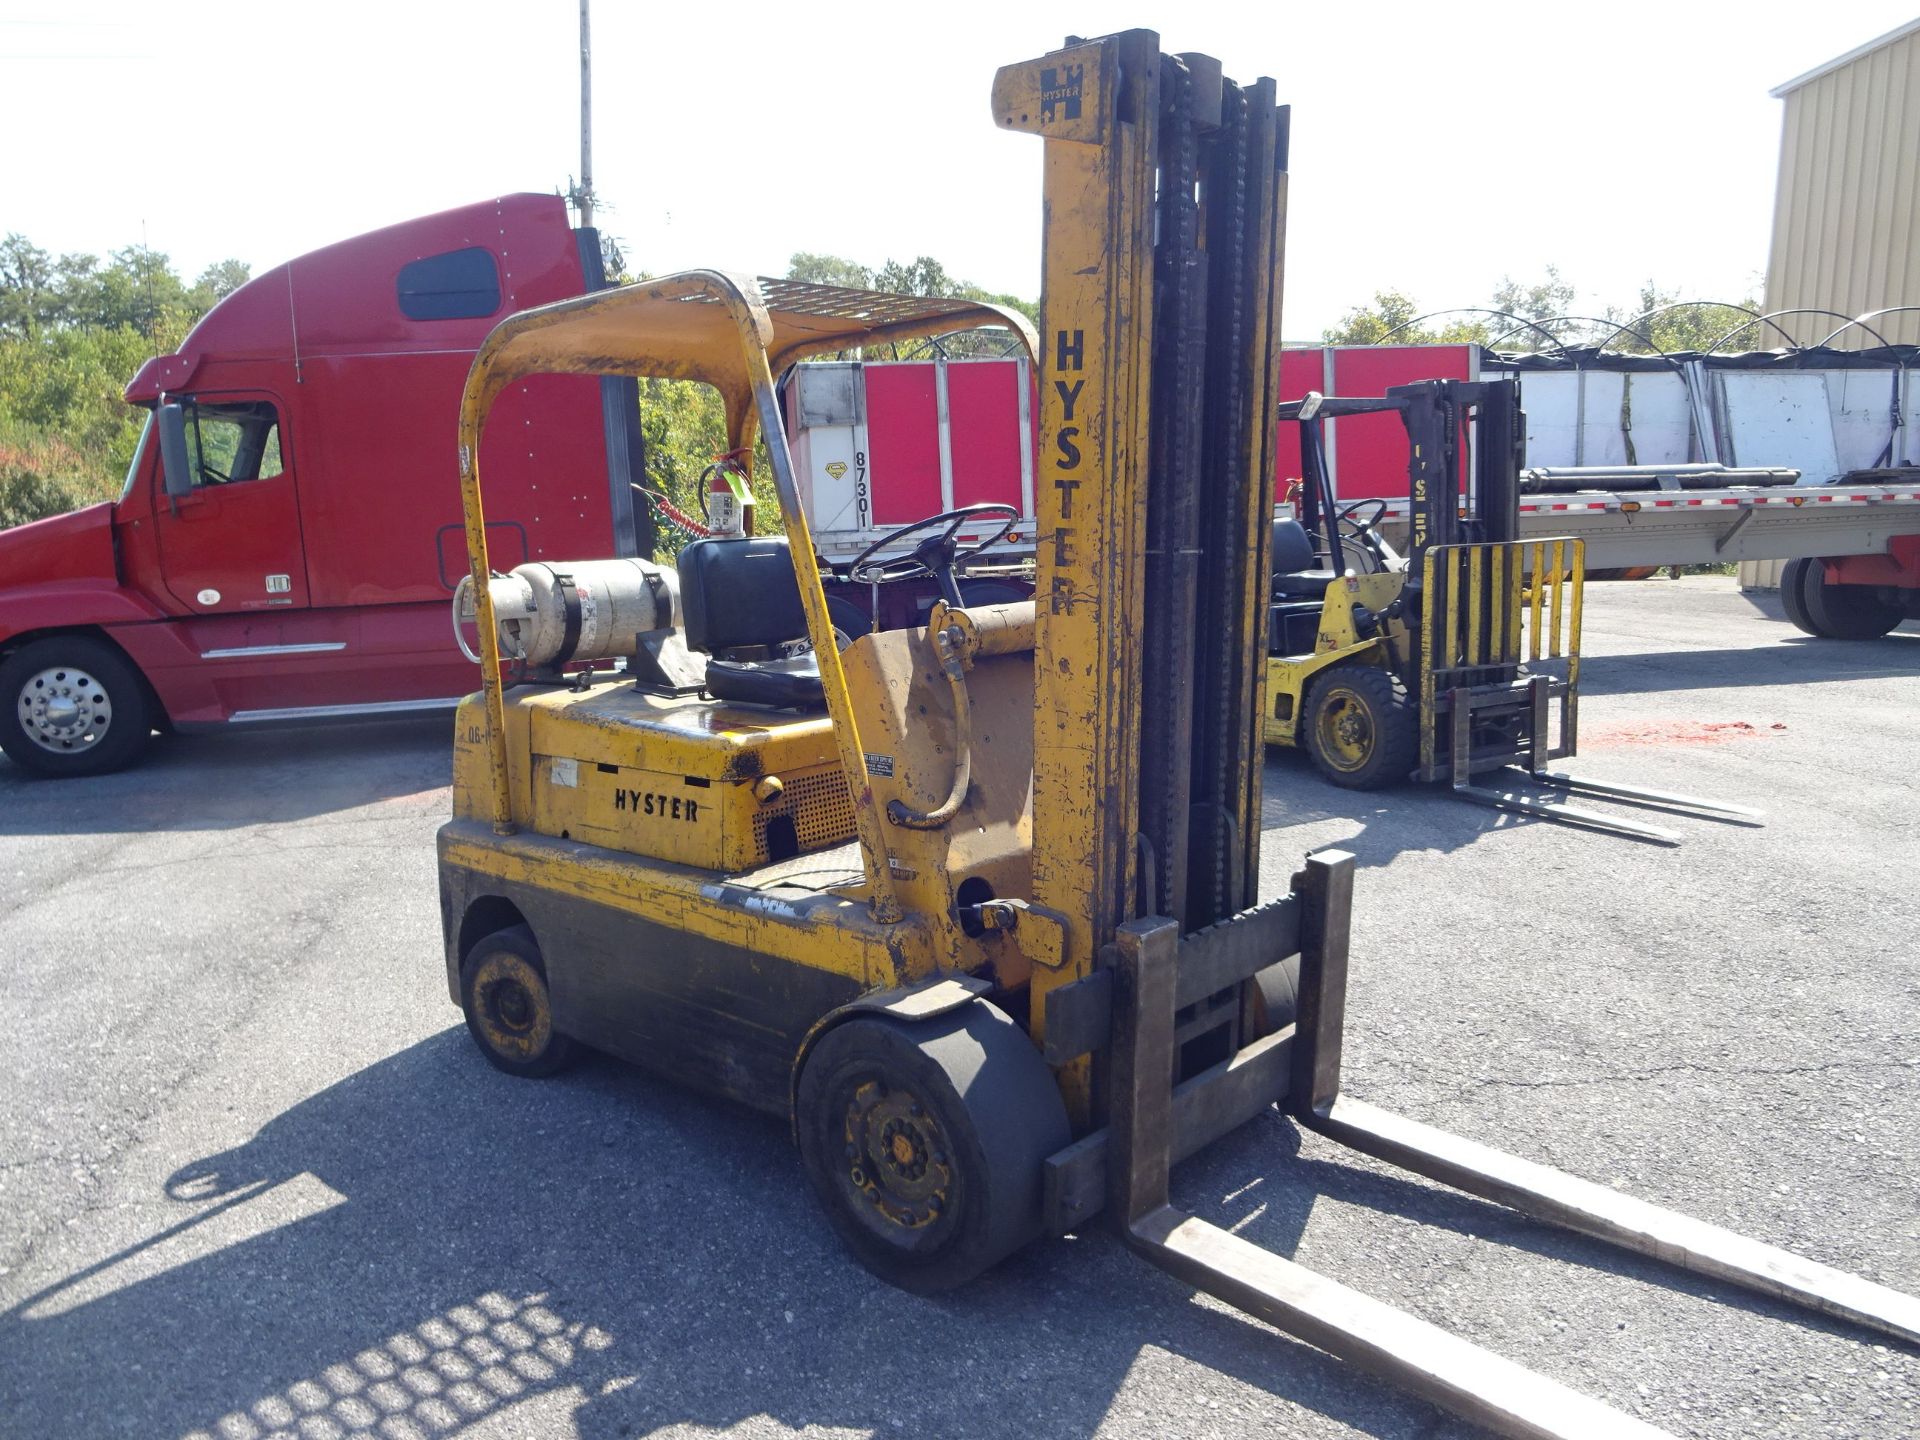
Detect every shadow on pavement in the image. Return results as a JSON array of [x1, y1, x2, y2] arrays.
[[0, 1031, 1451, 1440], [0, 716, 452, 835], [1579, 633, 1918, 697], [1259, 752, 1536, 869]]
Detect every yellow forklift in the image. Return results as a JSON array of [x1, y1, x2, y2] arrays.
[[1263, 382, 1761, 843], [435, 30, 1915, 1438]]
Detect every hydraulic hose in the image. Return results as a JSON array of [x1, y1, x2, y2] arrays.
[[886, 624, 972, 829]]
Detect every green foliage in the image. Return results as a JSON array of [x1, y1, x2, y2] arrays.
[[0, 233, 251, 529], [1604, 283, 1762, 355], [787, 252, 874, 290], [1321, 288, 1490, 347], [632, 377, 779, 561], [1489, 267, 1577, 345], [0, 429, 108, 531]]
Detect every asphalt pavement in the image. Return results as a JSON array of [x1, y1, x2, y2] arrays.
[[1, 577, 1915, 1440]]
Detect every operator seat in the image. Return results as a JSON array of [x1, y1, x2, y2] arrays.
[[1270, 517, 1338, 600], [678, 537, 827, 710]]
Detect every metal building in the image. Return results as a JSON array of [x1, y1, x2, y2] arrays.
[[1766, 18, 1920, 347]]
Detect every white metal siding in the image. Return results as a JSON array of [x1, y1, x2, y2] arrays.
[[1766, 29, 1920, 346]]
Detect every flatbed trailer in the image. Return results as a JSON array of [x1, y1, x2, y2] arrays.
[[1366, 478, 1920, 569]]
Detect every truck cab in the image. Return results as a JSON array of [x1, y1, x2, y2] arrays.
[[0, 194, 632, 777]]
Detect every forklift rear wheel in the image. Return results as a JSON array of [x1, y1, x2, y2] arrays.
[[1797, 559, 1903, 640], [1302, 667, 1416, 791], [460, 925, 579, 1079], [796, 1001, 1069, 1294], [0, 634, 153, 779]]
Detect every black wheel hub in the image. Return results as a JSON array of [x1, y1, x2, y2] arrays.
[[486, 978, 536, 1034], [843, 1079, 952, 1234]]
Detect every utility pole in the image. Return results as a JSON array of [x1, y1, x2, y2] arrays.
[[578, 0, 594, 229]]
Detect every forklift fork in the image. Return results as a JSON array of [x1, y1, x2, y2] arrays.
[[1419, 530, 1765, 844], [1447, 677, 1765, 846], [1107, 850, 1920, 1440]]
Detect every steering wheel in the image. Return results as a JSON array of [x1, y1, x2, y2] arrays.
[[1334, 496, 1388, 535], [848, 503, 1019, 606]]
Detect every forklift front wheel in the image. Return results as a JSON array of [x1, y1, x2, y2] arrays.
[[796, 1002, 1068, 1294], [1302, 666, 1417, 791], [459, 925, 579, 1079]]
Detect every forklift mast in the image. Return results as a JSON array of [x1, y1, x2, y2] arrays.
[[995, 34, 1288, 1108], [1286, 378, 1526, 579], [1401, 378, 1523, 573]]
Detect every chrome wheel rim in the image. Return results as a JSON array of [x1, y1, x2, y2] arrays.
[[17, 667, 113, 755]]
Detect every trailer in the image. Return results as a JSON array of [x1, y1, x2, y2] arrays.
[[781, 356, 1040, 633], [1273, 342, 1920, 634]]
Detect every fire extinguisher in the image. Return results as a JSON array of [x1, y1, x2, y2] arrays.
[[703, 453, 753, 538]]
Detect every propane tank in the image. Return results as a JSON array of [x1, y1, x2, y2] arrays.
[[453, 558, 680, 668]]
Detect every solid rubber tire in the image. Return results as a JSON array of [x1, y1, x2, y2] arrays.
[[1250, 955, 1300, 1037], [0, 634, 153, 778], [459, 925, 580, 1079], [1301, 665, 1418, 791], [796, 1000, 1068, 1294]]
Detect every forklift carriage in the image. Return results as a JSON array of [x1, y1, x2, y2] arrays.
[[435, 31, 1913, 1439]]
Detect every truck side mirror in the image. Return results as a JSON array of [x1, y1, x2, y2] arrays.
[[158, 402, 194, 498]]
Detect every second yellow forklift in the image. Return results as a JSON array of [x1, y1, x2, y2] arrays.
[[1262, 380, 1762, 842], [433, 29, 1916, 1438]]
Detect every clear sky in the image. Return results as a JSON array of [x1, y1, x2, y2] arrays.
[[3, 1, 1916, 338]]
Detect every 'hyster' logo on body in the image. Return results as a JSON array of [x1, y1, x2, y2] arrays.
[[614, 788, 701, 823], [1040, 65, 1082, 122]]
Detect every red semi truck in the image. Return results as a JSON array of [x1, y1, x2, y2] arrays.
[[0, 196, 1038, 776]]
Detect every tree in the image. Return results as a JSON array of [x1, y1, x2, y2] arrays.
[[194, 259, 253, 305], [1319, 270, 1768, 355], [1488, 267, 1577, 346], [0, 235, 56, 337], [1322, 288, 1489, 346], [787, 252, 872, 289], [783, 252, 1036, 357], [0, 234, 240, 528], [1604, 283, 1761, 355]]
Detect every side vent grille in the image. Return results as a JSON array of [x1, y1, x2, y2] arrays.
[[752, 768, 856, 860]]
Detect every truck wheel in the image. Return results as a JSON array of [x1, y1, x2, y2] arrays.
[[1800, 562, 1903, 640], [1779, 558, 1822, 637], [0, 635, 154, 778], [1302, 666, 1417, 791], [460, 925, 579, 1078], [796, 1001, 1068, 1293]]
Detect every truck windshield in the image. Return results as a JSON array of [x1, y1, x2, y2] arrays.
[[119, 411, 154, 503]]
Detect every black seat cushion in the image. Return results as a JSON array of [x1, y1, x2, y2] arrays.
[[1270, 517, 1337, 600], [704, 653, 825, 710], [679, 537, 809, 653]]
